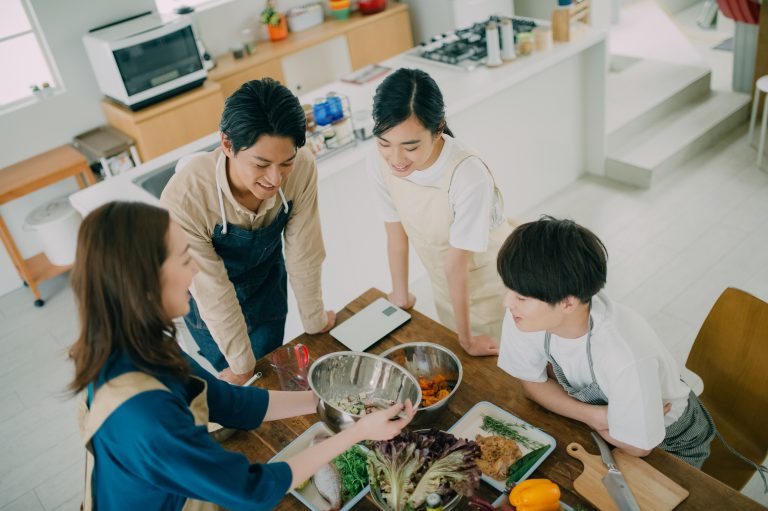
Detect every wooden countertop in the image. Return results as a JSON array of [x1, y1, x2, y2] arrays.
[[208, 3, 408, 81], [223, 288, 766, 511]]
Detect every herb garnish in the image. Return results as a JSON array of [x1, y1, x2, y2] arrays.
[[333, 445, 369, 501], [480, 415, 545, 451]]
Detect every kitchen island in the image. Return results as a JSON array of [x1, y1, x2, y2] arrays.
[[70, 23, 607, 341]]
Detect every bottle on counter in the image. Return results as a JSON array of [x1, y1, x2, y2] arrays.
[[500, 18, 516, 61], [552, 0, 572, 43], [426, 493, 443, 511], [326, 92, 344, 122], [534, 26, 553, 51], [485, 21, 502, 67], [313, 98, 332, 127]]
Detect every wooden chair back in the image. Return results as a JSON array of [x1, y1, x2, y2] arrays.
[[686, 287, 768, 489]]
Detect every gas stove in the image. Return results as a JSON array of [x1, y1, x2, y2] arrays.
[[406, 16, 537, 71]]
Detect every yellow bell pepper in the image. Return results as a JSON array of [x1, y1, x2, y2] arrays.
[[509, 478, 561, 511]]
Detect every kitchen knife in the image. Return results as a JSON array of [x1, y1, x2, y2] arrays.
[[591, 432, 642, 511]]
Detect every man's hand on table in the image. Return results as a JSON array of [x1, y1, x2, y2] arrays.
[[319, 310, 336, 333], [219, 367, 255, 386], [388, 291, 417, 310], [459, 334, 500, 357]]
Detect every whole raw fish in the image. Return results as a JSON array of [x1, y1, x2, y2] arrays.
[[311, 433, 342, 510]]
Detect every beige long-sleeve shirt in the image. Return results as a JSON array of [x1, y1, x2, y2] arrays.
[[161, 146, 327, 373]]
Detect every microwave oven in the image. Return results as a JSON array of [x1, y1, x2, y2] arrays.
[[83, 13, 207, 111]]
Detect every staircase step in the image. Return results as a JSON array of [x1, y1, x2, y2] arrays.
[[607, 58, 711, 149], [606, 91, 750, 188]]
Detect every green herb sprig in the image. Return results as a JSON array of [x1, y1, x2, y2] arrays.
[[333, 445, 369, 501], [480, 415, 545, 451]]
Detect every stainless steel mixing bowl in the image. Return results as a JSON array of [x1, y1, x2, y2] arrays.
[[379, 342, 462, 426], [308, 351, 422, 433]]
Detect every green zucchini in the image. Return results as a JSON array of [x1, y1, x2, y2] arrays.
[[506, 445, 550, 485]]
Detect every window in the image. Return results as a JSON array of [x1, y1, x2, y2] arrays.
[[0, 0, 62, 112]]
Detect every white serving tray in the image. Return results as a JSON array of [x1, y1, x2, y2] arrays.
[[448, 401, 556, 491], [269, 422, 370, 511]]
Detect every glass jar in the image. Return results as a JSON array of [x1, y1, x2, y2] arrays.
[[307, 131, 326, 156], [323, 125, 340, 148], [332, 117, 354, 144], [517, 31, 534, 56]]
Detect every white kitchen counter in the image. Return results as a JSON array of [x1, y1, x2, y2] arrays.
[[68, 24, 607, 341]]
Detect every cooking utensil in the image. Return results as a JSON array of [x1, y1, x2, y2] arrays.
[[567, 443, 689, 511], [308, 351, 421, 432], [591, 433, 641, 511], [379, 342, 462, 426], [270, 344, 310, 391]]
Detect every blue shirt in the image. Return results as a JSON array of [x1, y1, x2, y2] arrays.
[[88, 352, 292, 510]]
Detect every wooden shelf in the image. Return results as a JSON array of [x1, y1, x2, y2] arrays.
[[24, 253, 72, 282], [0, 144, 94, 305], [0, 145, 94, 204], [207, 4, 410, 83]]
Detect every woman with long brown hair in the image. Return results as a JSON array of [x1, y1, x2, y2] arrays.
[[70, 201, 413, 510]]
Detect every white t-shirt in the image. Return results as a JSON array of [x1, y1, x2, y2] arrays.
[[366, 135, 504, 253], [497, 292, 692, 450]]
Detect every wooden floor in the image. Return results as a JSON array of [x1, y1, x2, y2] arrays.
[[1, 127, 767, 509]]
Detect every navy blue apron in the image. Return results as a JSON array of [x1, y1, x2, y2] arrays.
[[184, 168, 292, 372]]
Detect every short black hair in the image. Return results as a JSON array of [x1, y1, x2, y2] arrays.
[[497, 216, 608, 305], [219, 78, 306, 154]]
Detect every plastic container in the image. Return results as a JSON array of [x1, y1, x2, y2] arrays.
[[287, 3, 324, 32], [330, 6, 350, 19], [326, 92, 344, 122], [24, 197, 82, 266], [313, 98, 332, 126], [358, 0, 385, 14]]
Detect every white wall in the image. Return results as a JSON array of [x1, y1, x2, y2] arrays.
[[0, 0, 156, 296], [194, 0, 312, 57]]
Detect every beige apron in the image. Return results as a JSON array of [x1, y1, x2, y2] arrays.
[[381, 149, 512, 339], [77, 372, 220, 511]]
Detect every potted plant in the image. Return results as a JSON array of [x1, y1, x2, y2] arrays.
[[261, 0, 288, 41]]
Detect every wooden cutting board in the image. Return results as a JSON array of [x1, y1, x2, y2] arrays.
[[566, 442, 689, 511]]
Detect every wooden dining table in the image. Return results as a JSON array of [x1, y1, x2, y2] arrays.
[[222, 288, 766, 510]]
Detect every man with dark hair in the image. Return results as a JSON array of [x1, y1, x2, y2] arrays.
[[496, 216, 715, 467], [162, 78, 335, 385]]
